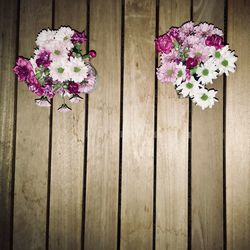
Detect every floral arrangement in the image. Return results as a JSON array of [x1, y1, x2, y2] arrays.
[[155, 22, 237, 109], [14, 26, 97, 112]]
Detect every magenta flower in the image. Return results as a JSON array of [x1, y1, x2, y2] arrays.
[[71, 31, 87, 44], [68, 82, 80, 94], [89, 50, 97, 58], [186, 57, 198, 69], [205, 35, 224, 49], [36, 50, 51, 68], [155, 34, 173, 54], [13, 57, 34, 81]]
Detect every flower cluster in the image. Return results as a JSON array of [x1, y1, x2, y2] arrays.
[[14, 26, 97, 112], [155, 22, 237, 109]]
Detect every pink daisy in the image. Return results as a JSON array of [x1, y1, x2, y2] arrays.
[[189, 44, 210, 62], [194, 23, 215, 38], [157, 62, 178, 84]]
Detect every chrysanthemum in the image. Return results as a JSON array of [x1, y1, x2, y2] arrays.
[[160, 50, 178, 64], [194, 23, 215, 37], [68, 57, 88, 82], [192, 88, 218, 109], [36, 29, 56, 47], [189, 43, 210, 62], [45, 41, 69, 61], [179, 21, 194, 41], [55, 26, 74, 50], [176, 76, 200, 97], [79, 64, 97, 93], [49, 60, 69, 82], [218, 51, 237, 76], [175, 63, 187, 85], [182, 35, 201, 48], [157, 62, 178, 84], [196, 59, 218, 84]]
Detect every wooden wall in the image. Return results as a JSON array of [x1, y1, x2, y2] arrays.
[[0, 0, 249, 249]]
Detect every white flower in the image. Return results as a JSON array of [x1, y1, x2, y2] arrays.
[[196, 59, 218, 84], [175, 63, 186, 85], [192, 88, 218, 110], [68, 57, 88, 82], [212, 46, 237, 76], [176, 76, 200, 97], [44, 40, 69, 61], [49, 60, 70, 82], [58, 103, 72, 112], [55, 26, 74, 50], [35, 97, 51, 107], [36, 29, 56, 47]]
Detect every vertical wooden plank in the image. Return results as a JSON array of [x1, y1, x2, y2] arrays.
[[156, 1, 189, 249], [227, 0, 250, 249], [0, 0, 18, 249], [192, 0, 224, 249], [84, 0, 121, 249], [121, 1, 155, 249], [49, 0, 86, 249], [13, 0, 52, 249]]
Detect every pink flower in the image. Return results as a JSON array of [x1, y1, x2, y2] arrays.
[[194, 23, 215, 37], [35, 96, 51, 107], [13, 57, 34, 82], [155, 34, 173, 54], [160, 50, 179, 64], [179, 21, 194, 41], [189, 44, 210, 62], [186, 57, 198, 69], [35, 49, 51, 68], [79, 64, 97, 93], [69, 94, 84, 103], [71, 31, 87, 44], [205, 35, 224, 49], [157, 62, 178, 84]]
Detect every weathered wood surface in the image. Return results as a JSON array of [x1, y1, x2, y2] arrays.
[[227, 0, 250, 249], [0, 0, 18, 249], [156, 0, 189, 249], [84, 0, 121, 249], [13, 0, 52, 249], [49, 0, 87, 249], [121, 1, 155, 249]]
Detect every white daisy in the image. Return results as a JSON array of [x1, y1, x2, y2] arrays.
[[175, 63, 187, 85], [176, 76, 200, 97], [55, 26, 74, 50], [49, 60, 70, 82], [36, 29, 56, 47], [213, 47, 237, 76], [44, 40, 69, 61], [196, 59, 218, 84], [193, 88, 218, 110], [30, 57, 37, 71], [68, 57, 88, 82]]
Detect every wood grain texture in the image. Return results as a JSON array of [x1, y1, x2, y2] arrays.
[[192, 0, 224, 249], [156, 1, 189, 249], [227, 0, 250, 249], [48, 0, 86, 249], [13, 0, 52, 249], [0, 0, 18, 249], [84, 0, 121, 249], [121, 1, 155, 249]]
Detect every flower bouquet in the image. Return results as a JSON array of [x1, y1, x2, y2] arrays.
[[155, 22, 237, 109], [14, 26, 97, 112]]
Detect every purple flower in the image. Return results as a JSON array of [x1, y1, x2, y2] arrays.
[[36, 50, 51, 68], [186, 57, 198, 69], [68, 82, 80, 94], [28, 83, 44, 96], [13, 57, 34, 81], [168, 27, 180, 40], [71, 31, 87, 44], [205, 35, 224, 49], [155, 34, 173, 54], [42, 84, 55, 98]]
